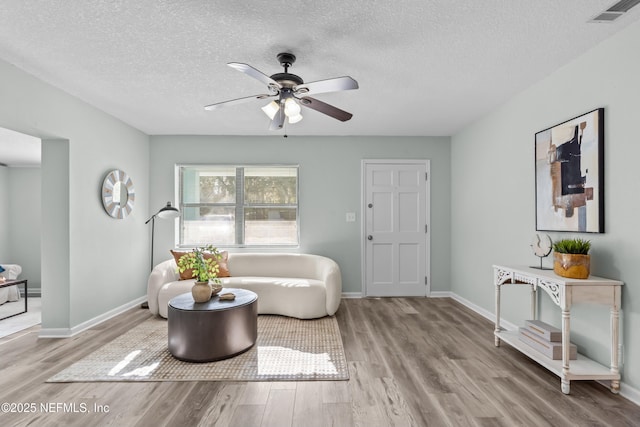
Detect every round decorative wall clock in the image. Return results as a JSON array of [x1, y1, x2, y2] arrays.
[[101, 169, 135, 219]]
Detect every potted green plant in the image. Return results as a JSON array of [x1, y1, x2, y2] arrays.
[[552, 238, 591, 279], [176, 245, 222, 302]]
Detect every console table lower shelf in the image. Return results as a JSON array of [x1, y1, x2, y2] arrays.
[[495, 330, 619, 386], [493, 265, 622, 395]]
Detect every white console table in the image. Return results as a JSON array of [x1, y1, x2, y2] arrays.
[[493, 265, 623, 394]]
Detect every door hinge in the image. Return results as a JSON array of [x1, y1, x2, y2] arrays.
[[425, 276, 428, 285], [425, 224, 428, 233], [425, 172, 428, 181]]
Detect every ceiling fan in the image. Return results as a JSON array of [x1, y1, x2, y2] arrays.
[[204, 52, 358, 130]]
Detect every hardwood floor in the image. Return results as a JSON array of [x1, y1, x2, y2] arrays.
[[0, 297, 638, 426]]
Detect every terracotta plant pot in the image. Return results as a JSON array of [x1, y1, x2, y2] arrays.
[[191, 281, 212, 303], [553, 252, 590, 279]]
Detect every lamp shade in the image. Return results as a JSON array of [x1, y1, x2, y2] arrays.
[[288, 113, 303, 124], [261, 101, 280, 120], [284, 98, 301, 116], [156, 202, 180, 219]]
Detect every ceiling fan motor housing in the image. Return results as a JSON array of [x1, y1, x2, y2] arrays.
[[270, 72, 304, 87], [271, 52, 303, 88]]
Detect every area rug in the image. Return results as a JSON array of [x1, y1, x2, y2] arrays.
[[47, 315, 348, 382]]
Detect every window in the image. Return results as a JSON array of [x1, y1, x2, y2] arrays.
[[178, 165, 299, 247]]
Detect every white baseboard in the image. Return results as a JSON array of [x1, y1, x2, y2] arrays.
[[446, 290, 640, 407], [38, 296, 147, 338], [16, 287, 41, 297], [27, 287, 41, 297], [428, 291, 451, 298], [620, 382, 640, 406], [341, 292, 362, 299]]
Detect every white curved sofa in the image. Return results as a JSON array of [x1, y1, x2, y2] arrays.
[[0, 264, 22, 305], [147, 253, 342, 319]]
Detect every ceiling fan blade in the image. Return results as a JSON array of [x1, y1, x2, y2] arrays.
[[298, 96, 353, 122], [268, 107, 285, 130], [228, 62, 282, 90], [295, 76, 358, 96], [204, 94, 275, 111]]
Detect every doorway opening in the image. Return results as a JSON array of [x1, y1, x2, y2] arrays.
[[0, 127, 42, 338]]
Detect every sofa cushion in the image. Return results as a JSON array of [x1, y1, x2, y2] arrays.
[[170, 250, 230, 279], [227, 253, 325, 279], [156, 276, 327, 319]]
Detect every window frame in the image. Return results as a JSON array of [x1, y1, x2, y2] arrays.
[[175, 164, 300, 249]]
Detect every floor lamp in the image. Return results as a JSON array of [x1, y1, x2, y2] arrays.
[[146, 201, 181, 272], [142, 202, 180, 308]]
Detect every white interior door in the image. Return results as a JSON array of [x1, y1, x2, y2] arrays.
[[363, 160, 429, 297]]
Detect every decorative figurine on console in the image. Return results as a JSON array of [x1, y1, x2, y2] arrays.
[[530, 233, 553, 270]]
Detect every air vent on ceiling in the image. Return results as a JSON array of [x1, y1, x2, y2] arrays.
[[591, 11, 624, 21], [590, 0, 640, 22], [607, 0, 640, 12]]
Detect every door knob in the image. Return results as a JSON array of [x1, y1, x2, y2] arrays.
[[367, 235, 373, 240]]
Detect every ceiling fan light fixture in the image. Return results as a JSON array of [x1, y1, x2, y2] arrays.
[[261, 100, 280, 120], [284, 98, 301, 117], [288, 113, 303, 124]]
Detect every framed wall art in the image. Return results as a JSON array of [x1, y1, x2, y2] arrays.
[[535, 108, 604, 233]]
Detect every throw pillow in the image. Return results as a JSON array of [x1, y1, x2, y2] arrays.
[[217, 251, 231, 277], [170, 250, 231, 280]]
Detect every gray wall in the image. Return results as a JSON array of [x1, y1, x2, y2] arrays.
[[0, 166, 8, 261], [41, 139, 70, 328], [451, 19, 640, 391], [0, 58, 150, 331], [8, 167, 41, 291], [150, 136, 451, 294]]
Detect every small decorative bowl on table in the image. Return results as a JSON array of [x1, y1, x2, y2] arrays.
[[211, 283, 223, 296]]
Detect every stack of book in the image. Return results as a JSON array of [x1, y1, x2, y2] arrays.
[[518, 319, 577, 360]]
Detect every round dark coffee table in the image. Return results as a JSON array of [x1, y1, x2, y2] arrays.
[[167, 288, 258, 362]]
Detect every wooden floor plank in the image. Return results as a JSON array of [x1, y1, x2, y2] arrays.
[[134, 382, 195, 427], [164, 382, 222, 427], [238, 382, 271, 405], [228, 403, 264, 427], [261, 388, 295, 427], [191, 383, 245, 427], [323, 402, 354, 427], [322, 380, 350, 404], [292, 382, 326, 427]]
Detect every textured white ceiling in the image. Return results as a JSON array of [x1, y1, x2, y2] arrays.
[[0, 0, 639, 139]]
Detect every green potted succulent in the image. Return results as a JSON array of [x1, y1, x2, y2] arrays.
[[552, 238, 591, 279], [177, 245, 222, 302]]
